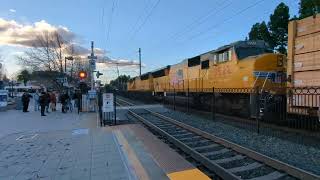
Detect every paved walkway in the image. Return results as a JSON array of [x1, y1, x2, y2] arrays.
[[0, 128, 133, 180], [0, 102, 210, 180], [0, 103, 97, 138], [0, 103, 136, 180]]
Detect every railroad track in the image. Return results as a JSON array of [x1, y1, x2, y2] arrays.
[[116, 97, 320, 180]]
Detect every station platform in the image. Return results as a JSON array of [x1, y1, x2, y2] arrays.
[[0, 112, 210, 180], [111, 124, 210, 180]]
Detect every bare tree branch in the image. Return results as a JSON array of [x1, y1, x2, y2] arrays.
[[17, 31, 71, 72]]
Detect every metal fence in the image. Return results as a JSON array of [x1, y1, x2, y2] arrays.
[[122, 87, 320, 134]]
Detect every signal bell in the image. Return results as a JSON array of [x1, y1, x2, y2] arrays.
[[79, 71, 87, 79]]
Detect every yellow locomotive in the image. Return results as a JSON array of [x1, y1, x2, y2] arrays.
[[128, 40, 286, 117]]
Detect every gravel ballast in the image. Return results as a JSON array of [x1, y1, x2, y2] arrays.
[[145, 106, 320, 176], [118, 96, 320, 175]]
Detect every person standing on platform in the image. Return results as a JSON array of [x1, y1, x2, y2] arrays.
[[60, 92, 66, 113], [45, 92, 51, 113], [50, 92, 57, 111], [39, 92, 47, 116], [33, 91, 40, 111], [21, 92, 32, 112]]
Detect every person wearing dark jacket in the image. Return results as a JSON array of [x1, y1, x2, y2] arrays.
[[45, 92, 51, 113], [60, 92, 69, 113], [21, 92, 32, 112], [39, 92, 47, 116]]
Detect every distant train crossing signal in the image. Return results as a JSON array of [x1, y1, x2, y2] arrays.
[[79, 71, 87, 80]]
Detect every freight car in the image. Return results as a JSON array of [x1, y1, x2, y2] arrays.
[[287, 14, 320, 117], [127, 72, 154, 92], [128, 40, 286, 117]]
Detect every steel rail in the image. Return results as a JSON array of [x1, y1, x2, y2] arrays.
[[116, 97, 320, 180]]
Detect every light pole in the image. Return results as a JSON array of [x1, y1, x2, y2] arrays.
[[65, 56, 74, 74]]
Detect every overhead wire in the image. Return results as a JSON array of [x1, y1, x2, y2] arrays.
[[127, 0, 152, 39], [105, 0, 117, 51], [184, 0, 267, 42], [129, 0, 161, 41], [170, 0, 233, 41]]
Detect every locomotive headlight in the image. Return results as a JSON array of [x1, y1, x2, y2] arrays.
[[277, 56, 284, 67]]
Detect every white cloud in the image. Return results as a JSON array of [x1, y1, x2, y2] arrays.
[[97, 57, 141, 67], [9, 9, 16, 13], [0, 18, 75, 47], [0, 18, 143, 79]]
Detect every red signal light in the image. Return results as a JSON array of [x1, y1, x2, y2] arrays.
[[79, 71, 87, 79]]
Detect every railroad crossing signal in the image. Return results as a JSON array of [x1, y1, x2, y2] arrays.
[[96, 71, 103, 78], [79, 71, 87, 80]]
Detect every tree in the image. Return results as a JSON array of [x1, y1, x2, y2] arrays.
[[17, 31, 69, 72], [248, 21, 274, 48], [17, 69, 31, 86], [108, 75, 131, 90], [268, 2, 290, 54], [299, 0, 320, 19]]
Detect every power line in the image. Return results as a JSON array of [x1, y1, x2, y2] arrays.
[[129, 0, 161, 41], [138, 0, 234, 52], [127, 0, 152, 39], [122, 0, 160, 59], [170, 0, 233, 41], [105, 0, 117, 51], [184, 0, 267, 42]]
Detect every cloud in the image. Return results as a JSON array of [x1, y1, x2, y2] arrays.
[[0, 18, 75, 47], [9, 9, 16, 13], [97, 57, 141, 67]]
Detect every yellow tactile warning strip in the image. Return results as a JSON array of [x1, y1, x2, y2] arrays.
[[113, 124, 211, 180], [114, 130, 151, 180], [168, 168, 212, 180]]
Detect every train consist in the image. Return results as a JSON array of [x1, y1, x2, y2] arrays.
[[127, 14, 320, 119]]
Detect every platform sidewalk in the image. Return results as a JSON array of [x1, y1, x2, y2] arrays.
[[0, 102, 210, 180]]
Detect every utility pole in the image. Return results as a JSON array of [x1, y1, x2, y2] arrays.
[[139, 48, 141, 76], [88, 41, 97, 90], [116, 63, 120, 90]]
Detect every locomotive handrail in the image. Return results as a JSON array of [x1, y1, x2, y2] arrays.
[[252, 71, 261, 88]]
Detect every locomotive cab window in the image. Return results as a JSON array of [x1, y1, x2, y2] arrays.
[[188, 56, 201, 67], [214, 49, 231, 63], [201, 60, 209, 69], [236, 47, 273, 60]]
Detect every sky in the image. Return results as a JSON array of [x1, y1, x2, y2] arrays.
[[0, 0, 299, 82]]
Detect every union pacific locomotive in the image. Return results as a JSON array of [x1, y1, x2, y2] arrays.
[[128, 40, 287, 117]]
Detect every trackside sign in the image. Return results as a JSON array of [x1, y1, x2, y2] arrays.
[[102, 93, 114, 112]]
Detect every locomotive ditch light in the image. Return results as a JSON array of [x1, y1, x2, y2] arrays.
[[79, 71, 87, 79]]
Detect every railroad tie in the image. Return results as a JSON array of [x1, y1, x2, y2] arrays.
[[185, 139, 210, 145], [172, 133, 193, 138], [247, 171, 285, 180], [193, 144, 220, 151], [157, 125, 176, 129], [201, 148, 230, 156], [228, 162, 263, 173], [212, 155, 245, 164], [177, 136, 202, 141]]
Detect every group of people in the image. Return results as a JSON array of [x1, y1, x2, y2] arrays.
[[21, 90, 77, 116]]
